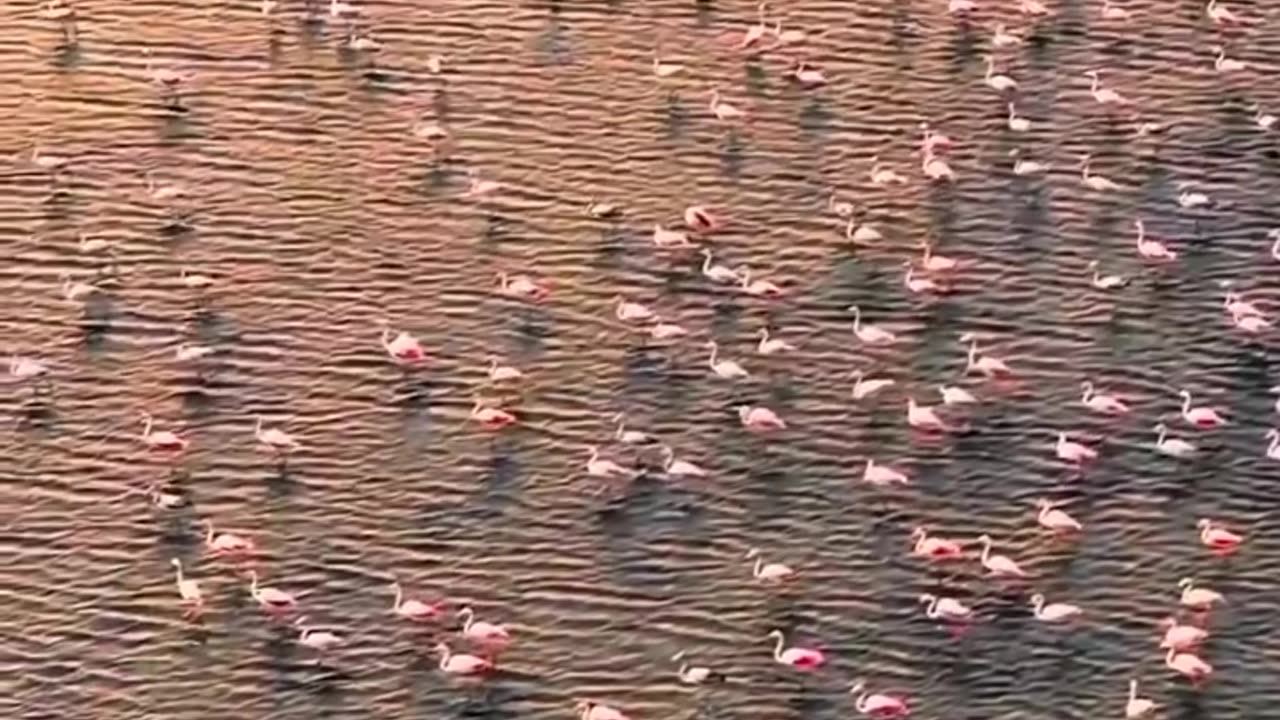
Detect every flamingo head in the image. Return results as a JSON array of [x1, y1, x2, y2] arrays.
[[765, 629, 783, 641], [1035, 498, 1051, 510], [1030, 593, 1045, 607], [745, 547, 760, 559], [1178, 389, 1191, 401], [671, 650, 688, 662], [1084, 69, 1099, 77], [1195, 518, 1211, 530], [170, 558, 181, 568], [1177, 576, 1194, 589], [977, 533, 992, 545], [917, 593, 935, 604], [958, 332, 975, 342], [1267, 429, 1280, 440], [910, 526, 926, 540], [1157, 616, 1177, 629], [1080, 380, 1094, 393], [456, 605, 473, 620], [574, 701, 596, 715], [849, 679, 866, 695], [434, 642, 450, 655], [1153, 423, 1167, 433]]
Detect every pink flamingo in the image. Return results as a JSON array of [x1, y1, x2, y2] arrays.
[[738, 405, 786, 431], [747, 547, 796, 584], [140, 412, 189, 452], [852, 370, 895, 400], [708, 90, 745, 122], [863, 459, 910, 486], [919, 242, 958, 272], [736, 2, 768, 49], [1030, 593, 1082, 622], [1159, 616, 1208, 650], [1036, 499, 1083, 532], [380, 324, 427, 366], [203, 520, 255, 556], [614, 296, 656, 323], [910, 527, 963, 560], [919, 121, 954, 154], [169, 559, 203, 618], [391, 582, 444, 621], [1178, 577, 1225, 609], [1126, 679, 1156, 718], [918, 593, 973, 621], [436, 642, 492, 675], [459, 606, 511, 651], [850, 680, 910, 717], [1178, 390, 1226, 428], [496, 272, 550, 301], [248, 571, 297, 612], [1056, 433, 1097, 464], [255, 416, 300, 457], [1134, 219, 1178, 261], [1080, 382, 1130, 415], [1165, 647, 1212, 683], [962, 334, 1012, 377], [577, 701, 630, 720], [792, 61, 827, 86], [977, 534, 1026, 577], [470, 398, 516, 429], [1197, 518, 1242, 552], [767, 629, 825, 670], [738, 267, 785, 297], [850, 306, 898, 345]]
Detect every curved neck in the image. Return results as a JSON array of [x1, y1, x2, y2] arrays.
[[701, 253, 713, 273], [588, 447, 599, 463], [753, 557, 763, 577], [1156, 427, 1167, 444], [1128, 681, 1136, 701], [381, 327, 392, 349], [1269, 433, 1280, 453], [1081, 385, 1093, 402], [1032, 597, 1044, 616], [393, 584, 403, 610], [852, 308, 861, 330], [173, 562, 184, 584], [1180, 394, 1192, 414], [662, 447, 675, 469], [924, 596, 939, 617], [142, 416, 153, 438], [966, 342, 977, 368], [459, 609, 474, 631], [771, 633, 785, 660], [438, 646, 452, 668], [980, 539, 991, 563], [854, 695, 869, 713], [1090, 75, 1100, 93], [250, 573, 260, 596], [707, 344, 718, 366], [204, 522, 214, 544]]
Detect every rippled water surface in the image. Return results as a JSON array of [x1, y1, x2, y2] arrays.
[[3, 1, 1280, 719]]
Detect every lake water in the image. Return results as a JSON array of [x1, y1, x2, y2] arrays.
[[2, 1, 1278, 720]]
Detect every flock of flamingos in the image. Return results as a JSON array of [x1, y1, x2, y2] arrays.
[[11, 0, 1280, 718]]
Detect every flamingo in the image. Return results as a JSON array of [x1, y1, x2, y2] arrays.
[[458, 606, 511, 647], [8, 355, 49, 383], [738, 405, 786, 431], [330, 0, 359, 20], [1019, 0, 1052, 15], [203, 520, 254, 556], [770, 18, 808, 46], [346, 30, 381, 52], [1131, 676, 1162, 712], [766, 630, 825, 669], [991, 24, 1024, 48], [585, 446, 635, 479], [180, 268, 214, 290], [1056, 433, 1097, 463], [1007, 103, 1031, 132], [1165, 647, 1212, 683], [903, 264, 942, 294], [849, 306, 897, 345], [1206, 0, 1243, 24], [846, 215, 884, 244], [983, 54, 1017, 92], [737, 1, 768, 49], [1266, 428, 1280, 460], [708, 90, 745, 122], [738, 267, 784, 297], [78, 233, 113, 255], [910, 527, 964, 560], [436, 643, 492, 675], [921, 149, 954, 182], [850, 680, 910, 718], [652, 56, 683, 79], [1011, 149, 1048, 176], [464, 169, 500, 198], [1102, 0, 1133, 21], [661, 445, 707, 478], [1036, 499, 1082, 532], [919, 593, 973, 621], [61, 275, 98, 303], [248, 571, 297, 611], [140, 413, 188, 452], [470, 399, 517, 429], [852, 370, 895, 400], [863, 459, 909, 486], [1085, 70, 1129, 105], [1080, 154, 1121, 191], [614, 296, 656, 323], [747, 548, 796, 584], [1177, 182, 1213, 209], [612, 413, 652, 445], [907, 398, 950, 431], [295, 617, 346, 657], [1135, 219, 1178, 261], [919, 243, 958, 272], [486, 357, 524, 383], [1178, 577, 1225, 609], [146, 483, 187, 510], [496, 272, 550, 301], [1224, 291, 1264, 318], [1080, 381, 1130, 414], [1256, 108, 1277, 131], [940, 385, 977, 405], [586, 197, 621, 218], [1231, 309, 1271, 333], [869, 156, 909, 185], [577, 701, 630, 720], [828, 191, 855, 218], [700, 249, 741, 284], [977, 534, 1026, 577], [1178, 390, 1226, 427], [756, 328, 796, 356], [1088, 261, 1128, 289], [1197, 518, 1242, 552], [174, 343, 215, 363], [653, 224, 694, 248], [380, 325, 427, 366], [962, 335, 1012, 377], [948, 0, 978, 14], [919, 121, 954, 154], [706, 341, 750, 380], [391, 582, 444, 621], [1031, 594, 1082, 622], [169, 559, 203, 616], [1159, 616, 1208, 650], [254, 416, 300, 457], [1153, 424, 1198, 458], [671, 650, 726, 684], [792, 61, 827, 86]]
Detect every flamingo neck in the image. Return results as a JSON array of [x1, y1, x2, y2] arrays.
[[979, 539, 991, 564], [173, 562, 184, 585], [772, 633, 785, 661], [438, 646, 452, 668], [1128, 681, 1137, 702], [250, 573, 260, 597], [707, 344, 718, 367], [855, 695, 871, 713], [204, 522, 214, 544], [753, 557, 763, 577], [142, 416, 153, 438], [393, 584, 403, 610], [1269, 433, 1280, 454], [966, 342, 978, 369], [460, 609, 474, 632], [1032, 596, 1045, 616], [1156, 427, 1167, 444], [662, 447, 675, 470], [1180, 394, 1192, 415], [701, 253, 713, 274], [924, 596, 939, 618]]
